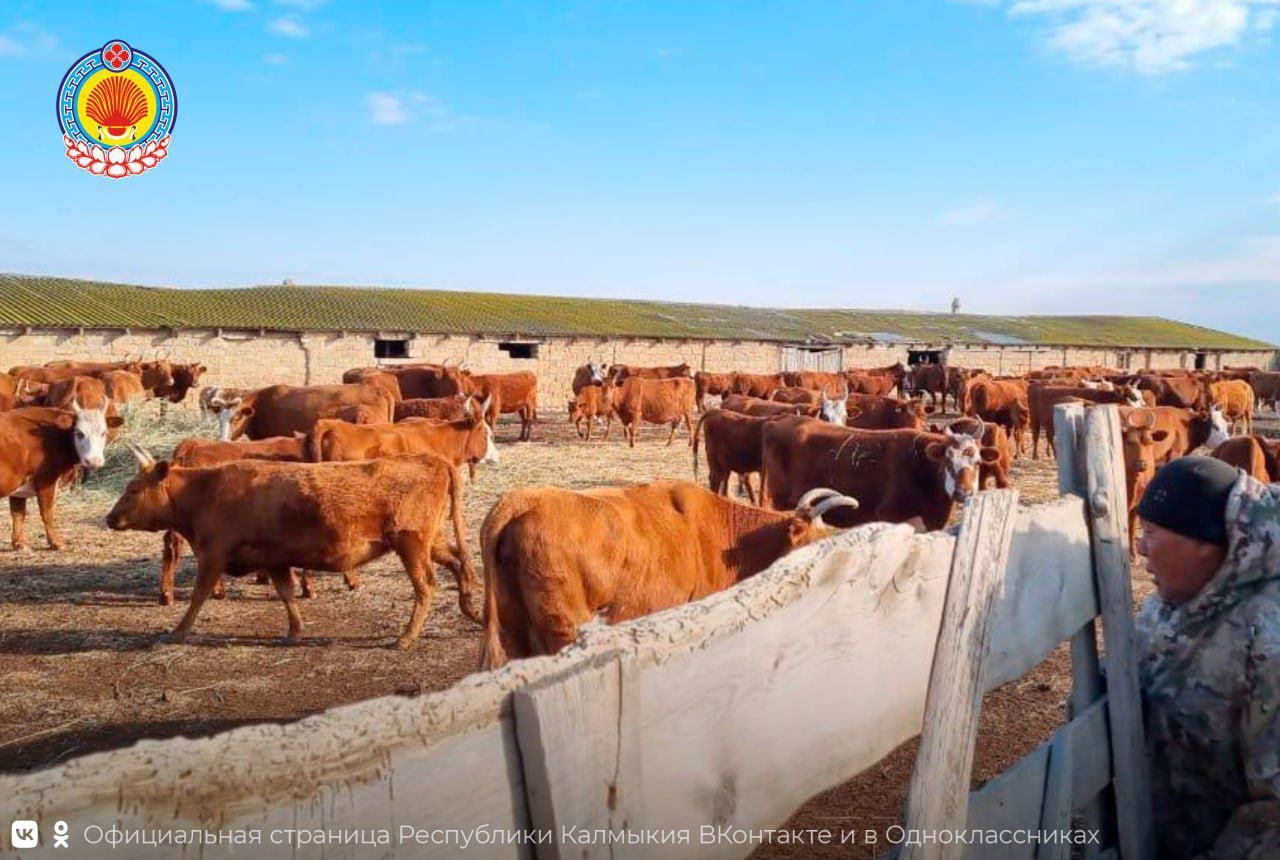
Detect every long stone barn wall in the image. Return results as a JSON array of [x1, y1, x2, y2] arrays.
[[1, 327, 1274, 409]]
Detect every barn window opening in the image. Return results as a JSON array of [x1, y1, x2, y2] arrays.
[[499, 342, 538, 360], [374, 338, 410, 360], [908, 349, 943, 366], [1194, 352, 1207, 370]]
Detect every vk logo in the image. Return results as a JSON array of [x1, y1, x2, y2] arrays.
[[11, 820, 39, 848]]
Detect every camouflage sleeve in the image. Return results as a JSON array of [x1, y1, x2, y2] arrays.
[[1243, 603, 1280, 800], [1208, 801, 1280, 860]]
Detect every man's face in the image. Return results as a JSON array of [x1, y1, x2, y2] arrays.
[[1137, 520, 1227, 605]]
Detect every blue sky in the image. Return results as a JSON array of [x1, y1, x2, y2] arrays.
[[1, 1, 1278, 341]]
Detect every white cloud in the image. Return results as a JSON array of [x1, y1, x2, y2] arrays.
[[268, 17, 309, 38], [0, 22, 58, 58], [203, 0, 255, 10], [367, 92, 410, 125], [263, 53, 287, 65], [960, 0, 1280, 74], [938, 202, 1003, 226]]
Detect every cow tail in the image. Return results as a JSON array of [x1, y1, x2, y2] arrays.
[[478, 505, 509, 671], [691, 412, 708, 478], [446, 463, 478, 616], [307, 425, 325, 463]]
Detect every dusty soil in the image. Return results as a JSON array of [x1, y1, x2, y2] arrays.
[[3, 400, 1262, 855]]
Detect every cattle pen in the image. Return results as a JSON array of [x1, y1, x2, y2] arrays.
[[1, 403, 1156, 858]]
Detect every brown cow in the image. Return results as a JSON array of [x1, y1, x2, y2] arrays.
[[760, 415, 999, 530], [459, 371, 538, 441], [942, 416, 1012, 490], [154, 362, 206, 404], [694, 371, 735, 410], [568, 385, 610, 441], [1110, 407, 1171, 559], [612, 363, 693, 383], [107, 449, 477, 647], [771, 386, 823, 406], [227, 383, 395, 440], [1208, 379, 1255, 433], [1213, 435, 1280, 482], [721, 394, 813, 419], [781, 370, 847, 398], [1, 406, 122, 549], [478, 482, 858, 667], [349, 363, 469, 399], [309, 397, 498, 479], [843, 372, 898, 397], [906, 363, 961, 410], [1132, 372, 1208, 410], [604, 376, 697, 447], [691, 408, 770, 503], [100, 370, 146, 406], [1028, 383, 1145, 459], [729, 372, 785, 399], [967, 376, 1030, 455], [12, 360, 137, 384], [394, 394, 478, 422], [845, 394, 931, 430], [157, 435, 338, 606], [1248, 371, 1280, 413]]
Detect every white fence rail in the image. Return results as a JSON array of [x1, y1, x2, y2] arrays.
[[0, 406, 1150, 859]]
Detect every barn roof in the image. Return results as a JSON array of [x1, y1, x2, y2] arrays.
[[0, 273, 1271, 350]]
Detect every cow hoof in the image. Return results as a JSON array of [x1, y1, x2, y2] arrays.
[[393, 636, 415, 650], [157, 631, 188, 646], [46, 542, 65, 551], [159, 593, 174, 607]]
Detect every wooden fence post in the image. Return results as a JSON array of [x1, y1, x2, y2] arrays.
[[902, 488, 1020, 860], [1082, 405, 1155, 860], [514, 652, 644, 860]]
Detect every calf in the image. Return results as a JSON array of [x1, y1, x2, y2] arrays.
[[760, 415, 999, 530], [478, 482, 858, 667], [604, 376, 697, 447], [1, 406, 122, 549], [568, 385, 609, 441], [1113, 407, 1170, 559], [107, 449, 477, 648], [692, 408, 770, 503]]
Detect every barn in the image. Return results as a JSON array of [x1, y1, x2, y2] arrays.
[[1, 273, 1273, 405]]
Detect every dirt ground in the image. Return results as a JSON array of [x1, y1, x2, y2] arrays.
[[1, 400, 1259, 856]]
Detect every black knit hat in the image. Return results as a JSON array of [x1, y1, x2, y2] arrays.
[[1136, 455, 1238, 547]]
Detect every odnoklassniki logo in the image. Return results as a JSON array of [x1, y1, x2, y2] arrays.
[[57, 40, 176, 178]]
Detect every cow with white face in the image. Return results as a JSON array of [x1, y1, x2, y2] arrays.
[[818, 393, 848, 425], [1206, 404, 1232, 450], [0, 405, 122, 549], [932, 421, 997, 503], [210, 396, 242, 442]]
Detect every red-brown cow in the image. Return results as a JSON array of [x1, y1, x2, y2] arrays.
[[1248, 371, 1280, 413], [691, 408, 770, 503], [1, 406, 122, 549], [107, 449, 477, 647], [1213, 435, 1280, 482], [729, 372, 785, 399], [1109, 407, 1171, 559], [939, 416, 1012, 490], [721, 394, 813, 419], [153, 362, 207, 404], [100, 370, 146, 406], [394, 395, 478, 423], [843, 372, 898, 397], [694, 371, 735, 410], [227, 383, 395, 440], [157, 435, 332, 606], [612, 363, 693, 383], [1208, 379, 1255, 434], [478, 482, 858, 667], [1028, 383, 1145, 459], [604, 376, 697, 447], [967, 376, 1030, 456], [771, 386, 823, 406], [460, 371, 538, 441], [845, 394, 931, 430], [781, 370, 847, 398], [572, 362, 609, 395], [760, 415, 999, 530]]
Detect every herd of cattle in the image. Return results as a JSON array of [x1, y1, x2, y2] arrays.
[[1, 354, 1277, 669]]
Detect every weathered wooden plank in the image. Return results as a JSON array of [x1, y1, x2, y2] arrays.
[[1035, 727, 1073, 860], [1053, 402, 1088, 496], [514, 654, 643, 860], [984, 497, 1096, 691], [903, 489, 1020, 860], [1082, 405, 1155, 860], [964, 697, 1111, 859]]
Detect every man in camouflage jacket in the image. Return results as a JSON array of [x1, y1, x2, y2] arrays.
[[1135, 455, 1280, 859]]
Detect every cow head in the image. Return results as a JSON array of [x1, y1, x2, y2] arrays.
[[1206, 404, 1232, 449], [106, 443, 174, 532], [138, 360, 176, 395], [227, 403, 255, 440], [463, 395, 499, 465], [166, 363, 206, 403], [925, 421, 1000, 502], [209, 395, 242, 441], [786, 488, 861, 546], [818, 394, 847, 425], [1120, 384, 1146, 408], [1119, 410, 1168, 511], [62, 400, 123, 470], [676, 363, 693, 378], [587, 361, 607, 384]]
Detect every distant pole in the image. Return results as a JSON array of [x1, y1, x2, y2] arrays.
[[951, 297, 961, 315]]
